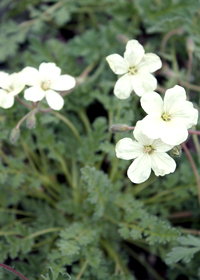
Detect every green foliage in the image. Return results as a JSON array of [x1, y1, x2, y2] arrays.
[[41, 267, 71, 280], [0, 0, 199, 280], [166, 235, 200, 264]]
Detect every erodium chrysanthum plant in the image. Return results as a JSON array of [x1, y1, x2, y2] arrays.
[[1, 26, 200, 280]]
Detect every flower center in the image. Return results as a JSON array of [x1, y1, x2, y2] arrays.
[[161, 112, 171, 122], [128, 66, 138, 75], [143, 145, 155, 154], [41, 79, 51, 90]]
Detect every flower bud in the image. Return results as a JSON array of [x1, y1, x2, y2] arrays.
[[26, 113, 36, 129], [170, 145, 182, 158], [116, 34, 129, 44], [186, 37, 195, 53], [10, 128, 20, 144], [109, 124, 130, 133]]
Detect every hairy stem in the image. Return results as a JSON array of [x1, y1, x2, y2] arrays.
[[0, 263, 29, 280]]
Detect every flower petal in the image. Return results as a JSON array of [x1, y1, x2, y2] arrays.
[[160, 119, 188, 145], [50, 75, 76, 91], [9, 73, 25, 95], [151, 152, 176, 176], [141, 114, 163, 139], [45, 89, 64, 110], [132, 72, 157, 96], [0, 89, 14, 109], [164, 85, 187, 113], [139, 53, 162, 73], [171, 100, 198, 129], [106, 54, 128, 75], [151, 138, 174, 152], [20, 67, 41, 86], [127, 153, 151, 184], [124, 40, 144, 66], [140, 91, 163, 115], [134, 120, 154, 146], [115, 137, 143, 160], [114, 73, 133, 99], [24, 86, 45, 102], [0, 72, 9, 90], [39, 63, 61, 83]]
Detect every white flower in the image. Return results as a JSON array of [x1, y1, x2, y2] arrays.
[[0, 72, 24, 109], [106, 39, 162, 99], [20, 62, 76, 110], [140, 85, 198, 145], [115, 121, 176, 184]]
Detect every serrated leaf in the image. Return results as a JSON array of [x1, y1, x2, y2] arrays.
[[166, 235, 200, 264]]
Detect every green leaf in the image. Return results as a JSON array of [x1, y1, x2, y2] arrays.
[[166, 235, 200, 264]]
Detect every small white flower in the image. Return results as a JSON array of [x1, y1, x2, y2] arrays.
[[115, 121, 176, 184], [140, 85, 198, 145], [106, 39, 162, 99], [20, 62, 76, 110], [0, 72, 24, 109]]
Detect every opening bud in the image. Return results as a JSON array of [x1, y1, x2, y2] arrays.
[[10, 127, 20, 144], [109, 124, 130, 133], [186, 37, 195, 53], [170, 145, 182, 158], [26, 113, 36, 129]]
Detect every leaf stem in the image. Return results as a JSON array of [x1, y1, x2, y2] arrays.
[[100, 239, 130, 275], [50, 111, 82, 143], [75, 260, 88, 280]]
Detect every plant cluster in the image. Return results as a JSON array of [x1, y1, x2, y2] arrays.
[[0, 1, 200, 280]]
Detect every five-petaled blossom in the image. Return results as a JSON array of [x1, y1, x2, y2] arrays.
[[0, 72, 24, 109], [140, 85, 198, 145], [116, 121, 176, 184], [106, 39, 162, 99], [20, 62, 76, 110]]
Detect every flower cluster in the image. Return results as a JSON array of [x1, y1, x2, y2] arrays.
[[0, 62, 76, 110], [107, 39, 198, 184]]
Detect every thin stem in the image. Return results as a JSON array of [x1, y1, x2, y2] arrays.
[[161, 27, 184, 56], [50, 111, 82, 143], [16, 110, 37, 129], [50, 146, 73, 187], [77, 109, 91, 133], [25, 227, 64, 240], [109, 155, 118, 182], [123, 244, 166, 280], [188, 130, 200, 136], [0, 208, 34, 216], [186, 51, 193, 99], [61, 60, 99, 98], [75, 260, 88, 280], [15, 96, 32, 109], [181, 142, 200, 205], [181, 228, 200, 235], [128, 126, 135, 130], [164, 69, 200, 92], [131, 174, 157, 195], [100, 239, 129, 275], [0, 263, 29, 280], [19, 1, 64, 29]]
